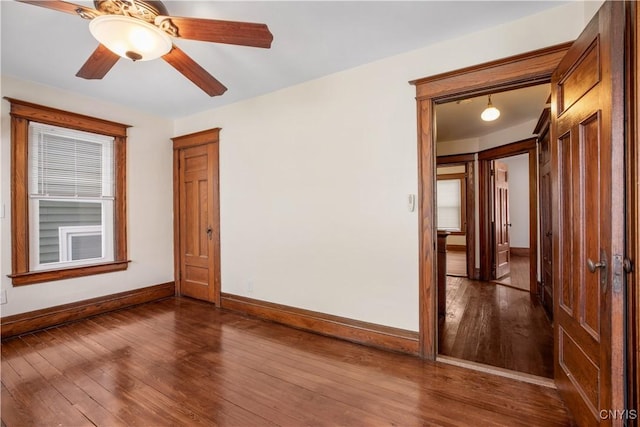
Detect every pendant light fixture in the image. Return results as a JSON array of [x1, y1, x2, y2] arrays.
[[481, 94, 500, 121]]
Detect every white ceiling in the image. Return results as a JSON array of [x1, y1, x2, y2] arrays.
[[1, 1, 566, 119], [436, 84, 551, 142]]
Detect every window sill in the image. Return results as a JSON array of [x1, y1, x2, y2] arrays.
[[9, 260, 130, 286]]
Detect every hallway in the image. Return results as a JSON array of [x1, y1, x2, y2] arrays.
[[438, 276, 553, 378]]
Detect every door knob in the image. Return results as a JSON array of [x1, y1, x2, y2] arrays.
[[587, 250, 608, 292], [206, 226, 213, 239], [587, 258, 606, 273]]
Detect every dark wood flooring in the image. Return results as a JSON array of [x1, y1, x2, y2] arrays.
[[1, 297, 570, 426], [493, 254, 530, 291], [439, 277, 554, 378], [446, 249, 467, 277]]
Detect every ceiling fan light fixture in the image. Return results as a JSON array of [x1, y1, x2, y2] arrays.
[[89, 15, 172, 61], [481, 95, 501, 122]]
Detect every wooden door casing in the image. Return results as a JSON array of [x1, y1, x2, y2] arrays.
[[537, 108, 554, 319], [173, 129, 221, 306], [411, 43, 572, 358], [551, 1, 626, 425], [493, 160, 511, 279]]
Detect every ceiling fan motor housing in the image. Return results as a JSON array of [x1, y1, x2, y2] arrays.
[[93, 0, 168, 23]]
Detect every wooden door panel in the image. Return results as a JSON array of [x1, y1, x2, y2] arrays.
[[558, 131, 574, 316], [494, 160, 510, 279], [552, 2, 625, 425], [176, 142, 219, 304], [559, 327, 600, 414]]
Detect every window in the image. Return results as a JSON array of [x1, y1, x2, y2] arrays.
[[436, 173, 466, 233], [8, 99, 129, 285]]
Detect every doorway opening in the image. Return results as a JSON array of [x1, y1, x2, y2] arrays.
[[434, 84, 553, 379]]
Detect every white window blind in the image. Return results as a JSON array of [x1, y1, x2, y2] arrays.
[[29, 123, 114, 198], [27, 122, 115, 270], [437, 179, 462, 231]]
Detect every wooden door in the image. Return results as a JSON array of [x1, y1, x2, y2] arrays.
[[493, 160, 510, 279], [551, 1, 625, 425], [538, 111, 553, 319], [173, 130, 221, 305]]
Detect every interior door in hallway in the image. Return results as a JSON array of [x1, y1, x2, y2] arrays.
[[173, 130, 221, 305], [551, 1, 625, 425], [493, 160, 510, 279]]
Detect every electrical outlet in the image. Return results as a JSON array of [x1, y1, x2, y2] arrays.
[[0, 290, 7, 305], [247, 280, 254, 294]]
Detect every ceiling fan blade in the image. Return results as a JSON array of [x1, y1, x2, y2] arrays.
[[76, 44, 120, 80], [16, 0, 100, 17], [156, 16, 273, 48], [163, 46, 227, 97]]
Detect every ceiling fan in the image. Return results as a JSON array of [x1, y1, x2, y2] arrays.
[[17, 0, 274, 96]]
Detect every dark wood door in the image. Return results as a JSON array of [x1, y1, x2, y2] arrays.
[[538, 110, 553, 319], [493, 160, 510, 279], [551, 1, 625, 425], [176, 142, 220, 304]]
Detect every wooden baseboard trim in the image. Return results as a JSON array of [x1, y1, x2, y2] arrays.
[[446, 244, 467, 252], [511, 247, 530, 257], [220, 293, 419, 355], [1, 282, 175, 339]]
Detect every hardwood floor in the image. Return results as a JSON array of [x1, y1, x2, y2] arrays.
[[446, 249, 467, 277], [0, 297, 571, 426], [492, 254, 530, 291], [439, 277, 554, 379]]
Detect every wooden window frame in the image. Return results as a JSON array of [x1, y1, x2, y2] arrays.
[[436, 172, 466, 235], [7, 98, 130, 286]]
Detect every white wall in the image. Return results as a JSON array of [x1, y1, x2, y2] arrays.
[[174, 2, 587, 331], [0, 76, 175, 317], [501, 154, 530, 248]]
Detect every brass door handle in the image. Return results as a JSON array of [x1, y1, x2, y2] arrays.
[[587, 258, 606, 273], [587, 250, 608, 292]]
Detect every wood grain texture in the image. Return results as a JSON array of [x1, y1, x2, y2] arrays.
[[164, 16, 273, 48], [412, 47, 568, 359], [446, 249, 467, 277], [439, 276, 553, 378], [10, 117, 29, 275], [221, 293, 420, 355], [492, 254, 530, 292], [0, 283, 175, 339], [5, 98, 129, 137], [162, 46, 227, 96], [436, 153, 476, 164], [477, 138, 538, 286], [477, 137, 537, 160], [16, 0, 100, 16], [410, 42, 572, 100], [417, 99, 437, 359], [9, 261, 129, 286], [626, 0, 639, 417], [528, 145, 539, 296], [1, 297, 573, 426], [551, 2, 626, 423], [510, 247, 531, 257], [436, 156, 476, 280], [76, 44, 120, 80], [6, 99, 129, 286], [173, 129, 221, 306]]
